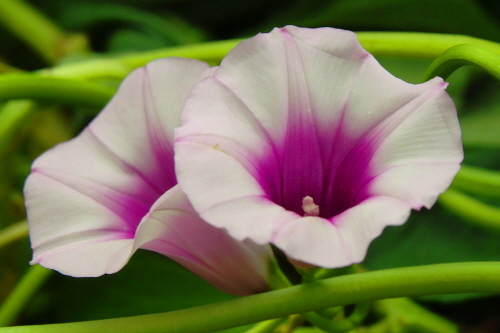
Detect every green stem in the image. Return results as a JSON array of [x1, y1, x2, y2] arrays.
[[122, 32, 500, 69], [37, 59, 131, 80], [438, 188, 500, 233], [0, 74, 115, 109], [0, 220, 28, 249], [39, 32, 500, 82], [121, 32, 500, 68], [369, 298, 457, 333], [452, 164, 500, 198], [0, 0, 87, 63], [356, 32, 500, 59], [1, 262, 499, 333], [118, 38, 244, 69], [0, 265, 51, 327], [303, 302, 370, 332], [242, 318, 287, 333], [347, 302, 370, 325], [0, 100, 36, 157], [421, 43, 500, 82], [302, 312, 353, 333]]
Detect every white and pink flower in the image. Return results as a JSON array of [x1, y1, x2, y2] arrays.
[[174, 26, 463, 268], [24, 58, 273, 295]]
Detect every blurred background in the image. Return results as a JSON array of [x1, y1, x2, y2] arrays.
[[1, 0, 500, 332]]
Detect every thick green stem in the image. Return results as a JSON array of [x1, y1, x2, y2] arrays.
[[1, 262, 499, 333], [0, 0, 87, 63], [40, 32, 500, 81], [122, 32, 500, 69], [0, 265, 51, 327], [451, 164, 500, 198], [118, 39, 244, 69], [356, 32, 500, 59], [0, 75, 115, 109], [421, 43, 500, 82], [0, 220, 28, 249], [38, 59, 131, 80], [439, 188, 500, 233]]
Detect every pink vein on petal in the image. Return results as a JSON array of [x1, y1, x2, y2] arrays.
[[32, 168, 149, 231]]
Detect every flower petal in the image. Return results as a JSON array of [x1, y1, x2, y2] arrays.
[[25, 58, 209, 276], [134, 186, 272, 295], [366, 84, 463, 208], [273, 196, 410, 267]]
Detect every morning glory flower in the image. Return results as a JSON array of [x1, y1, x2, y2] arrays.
[[175, 26, 463, 268], [24, 58, 273, 295]]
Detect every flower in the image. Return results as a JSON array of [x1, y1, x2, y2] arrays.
[[24, 58, 273, 295], [174, 26, 463, 268]]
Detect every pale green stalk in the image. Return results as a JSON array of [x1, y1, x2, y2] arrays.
[[439, 189, 500, 233], [0, 265, 51, 327], [368, 298, 457, 333], [0, 0, 87, 63], [0, 75, 115, 109], [41, 32, 500, 81], [452, 164, 500, 198], [0, 101, 36, 157], [1, 262, 499, 333], [0, 220, 28, 249], [422, 43, 500, 82], [242, 318, 286, 333], [356, 32, 500, 59]]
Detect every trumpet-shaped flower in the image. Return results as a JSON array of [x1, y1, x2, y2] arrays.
[[24, 58, 273, 295], [175, 26, 463, 268]]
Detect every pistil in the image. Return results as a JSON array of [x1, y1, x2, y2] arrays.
[[302, 196, 320, 217]]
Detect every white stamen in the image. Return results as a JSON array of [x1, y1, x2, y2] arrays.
[[302, 196, 320, 217]]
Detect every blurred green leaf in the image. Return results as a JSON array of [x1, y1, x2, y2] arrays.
[[376, 57, 471, 110], [58, 3, 205, 48], [24, 251, 238, 324], [107, 29, 170, 52], [458, 77, 500, 148], [364, 207, 500, 302]]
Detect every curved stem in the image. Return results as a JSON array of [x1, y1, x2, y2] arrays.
[[1, 262, 499, 333], [118, 38, 244, 69], [0, 265, 51, 327], [356, 32, 500, 59], [452, 164, 500, 198], [438, 188, 500, 233], [40, 32, 500, 82], [0, 75, 115, 109], [0, 0, 87, 64], [0, 220, 28, 249], [421, 43, 500, 82]]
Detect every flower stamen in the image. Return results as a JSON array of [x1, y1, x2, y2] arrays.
[[302, 196, 320, 217]]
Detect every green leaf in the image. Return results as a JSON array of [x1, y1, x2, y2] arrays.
[[25, 251, 237, 324], [376, 57, 471, 110], [364, 207, 500, 302], [461, 106, 500, 148]]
